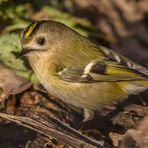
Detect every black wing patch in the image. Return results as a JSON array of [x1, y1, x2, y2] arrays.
[[90, 62, 106, 74], [58, 60, 147, 83]]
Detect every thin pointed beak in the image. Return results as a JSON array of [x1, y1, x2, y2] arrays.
[[16, 48, 32, 59]]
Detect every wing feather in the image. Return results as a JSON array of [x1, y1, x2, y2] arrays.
[[58, 46, 148, 83], [100, 46, 148, 76]]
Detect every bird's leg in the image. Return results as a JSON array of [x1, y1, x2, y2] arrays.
[[83, 108, 94, 122], [138, 95, 147, 106]]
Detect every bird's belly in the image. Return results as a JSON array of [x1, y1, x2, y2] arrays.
[[33, 63, 148, 110], [42, 78, 127, 110]]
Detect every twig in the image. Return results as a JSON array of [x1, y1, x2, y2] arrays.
[[0, 112, 103, 148]]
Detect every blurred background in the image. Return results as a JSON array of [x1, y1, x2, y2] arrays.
[[0, 0, 148, 81], [0, 1, 148, 147]]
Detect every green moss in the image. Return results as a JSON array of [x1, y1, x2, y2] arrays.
[[0, 33, 39, 83]]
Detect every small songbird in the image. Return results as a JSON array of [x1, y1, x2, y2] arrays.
[[17, 20, 148, 121]]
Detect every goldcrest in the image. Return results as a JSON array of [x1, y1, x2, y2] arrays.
[[17, 20, 148, 121]]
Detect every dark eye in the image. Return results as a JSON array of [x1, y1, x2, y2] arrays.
[[37, 37, 46, 46]]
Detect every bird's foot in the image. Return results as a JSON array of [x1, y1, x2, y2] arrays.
[[83, 108, 94, 122]]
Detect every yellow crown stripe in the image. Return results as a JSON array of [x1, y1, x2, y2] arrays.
[[25, 22, 38, 38]]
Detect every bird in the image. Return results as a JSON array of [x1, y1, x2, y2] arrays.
[[17, 20, 148, 121]]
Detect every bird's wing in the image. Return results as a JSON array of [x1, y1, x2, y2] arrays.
[[58, 61, 148, 83], [58, 46, 148, 83], [100, 46, 148, 76]]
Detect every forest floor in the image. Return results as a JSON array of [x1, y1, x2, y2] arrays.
[[0, 1, 148, 147], [0, 66, 148, 148]]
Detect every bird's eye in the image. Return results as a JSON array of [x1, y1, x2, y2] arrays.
[[37, 37, 46, 46]]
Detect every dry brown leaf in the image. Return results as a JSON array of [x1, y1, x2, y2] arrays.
[[120, 116, 148, 148], [0, 66, 32, 96]]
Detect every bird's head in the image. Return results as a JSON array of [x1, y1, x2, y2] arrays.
[[17, 20, 75, 59]]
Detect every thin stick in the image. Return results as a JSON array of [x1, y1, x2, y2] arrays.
[[0, 112, 103, 148]]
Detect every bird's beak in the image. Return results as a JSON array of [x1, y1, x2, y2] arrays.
[[16, 48, 32, 58]]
